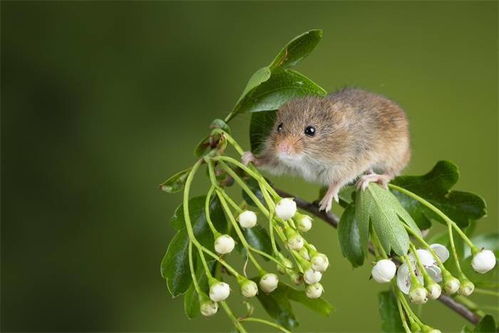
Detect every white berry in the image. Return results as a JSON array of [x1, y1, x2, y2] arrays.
[[209, 282, 230, 302], [214, 234, 235, 255], [238, 210, 257, 228], [371, 259, 396, 283], [471, 249, 497, 274], [275, 198, 297, 220], [259, 273, 279, 293]]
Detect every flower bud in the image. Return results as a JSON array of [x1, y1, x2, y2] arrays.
[[259, 273, 279, 293], [311, 253, 329, 272], [305, 283, 324, 299], [289, 271, 302, 285], [443, 276, 460, 295], [371, 259, 396, 283], [409, 286, 428, 304], [410, 322, 422, 332], [238, 210, 257, 228], [200, 300, 218, 317], [296, 214, 313, 232], [275, 198, 297, 220], [277, 257, 293, 274], [426, 283, 442, 300], [459, 279, 475, 296], [214, 234, 235, 254], [471, 249, 497, 274], [241, 280, 258, 298], [298, 247, 310, 260], [209, 281, 230, 302], [287, 234, 304, 250], [303, 268, 322, 284], [422, 325, 441, 333]]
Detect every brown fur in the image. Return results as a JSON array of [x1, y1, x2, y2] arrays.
[[249, 88, 410, 210]]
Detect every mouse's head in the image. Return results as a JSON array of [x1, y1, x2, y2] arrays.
[[266, 96, 350, 164]]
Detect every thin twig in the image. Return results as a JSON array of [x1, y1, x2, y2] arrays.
[[273, 187, 481, 325], [438, 295, 481, 324], [274, 188, 339, 228]]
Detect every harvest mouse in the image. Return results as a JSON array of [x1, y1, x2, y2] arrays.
[[242, 88, 410, 212]]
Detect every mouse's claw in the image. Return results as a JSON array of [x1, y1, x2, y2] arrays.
[[318, 189, 338, 212], [318, 197, 332, 212], [241, 151, 255, 166]]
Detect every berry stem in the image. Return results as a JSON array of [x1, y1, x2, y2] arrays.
[[188, 241, 202, 294], [181, 158, 240, 278], [239, 317, 292, 333], [220, 301, 248, 333], [215, 189, 265, 275], [395, 286, 425, 326], [395, 295, 412, 333], [205, 185, 221, 237], [409, 244, 435, 286], [474, 288, 499, 297], [447, 221, 466, 279], [212, 154, 280, 199]]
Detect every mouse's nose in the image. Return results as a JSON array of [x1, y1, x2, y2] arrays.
[[277, 141, 293, 154]]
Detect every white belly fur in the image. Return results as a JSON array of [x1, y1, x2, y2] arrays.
[[274, 155, 332, 185]]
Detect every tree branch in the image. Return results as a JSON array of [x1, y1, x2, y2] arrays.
[[274, 187, 481, 325]]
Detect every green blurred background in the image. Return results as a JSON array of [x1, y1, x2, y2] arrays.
[[1, 1, 497, 332]]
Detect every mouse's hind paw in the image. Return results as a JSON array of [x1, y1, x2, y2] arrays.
[[356, 173, 392, 190]]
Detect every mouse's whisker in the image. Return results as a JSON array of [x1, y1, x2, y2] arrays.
[[293, 137, 304, 145]]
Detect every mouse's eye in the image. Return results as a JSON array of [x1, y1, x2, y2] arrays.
[[277, 123, 283, 132], [304, 126, 316, 137]]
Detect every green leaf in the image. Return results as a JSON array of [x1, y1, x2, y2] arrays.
[[255, 281, 333, 329], [236, 67, 272, 105], [194, 135, 212, 157], [391, 189, 432, 230], [256, 283, 298, 330], [162, 196, 227, 297], [227, 30, 325, 122], [159, 168, 191, 193], [235, 69, 326, 115], [242, 224, 273, 257], [284, 283, 333, 316], [474, 315, 497, 333], [183, 282, 200, 319], [184, 259, 216, 319], [392, 161, 487, 228], [378, 291, 404, 333], [270, 29, 323, 69], [462, 326, 474, 333], [242, 177, 266, 207], [466, 233, 499, 258], [249, 110, 276, 154], [338, 205, 365, 267], [209, 118, 231, 134], [355, 184, 420, 256], [169, 195, 228, 243], [160, 230, 192, 297]]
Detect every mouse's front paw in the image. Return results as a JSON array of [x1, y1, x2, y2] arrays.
[[241, 151, 256, 166]]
